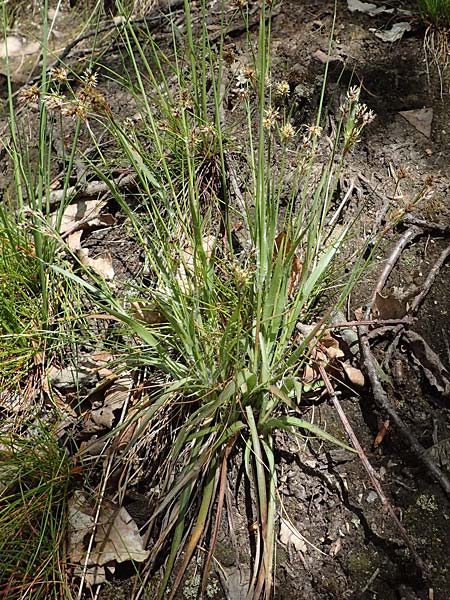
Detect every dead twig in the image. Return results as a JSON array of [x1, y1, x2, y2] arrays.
[[329, 318, 414, 329], [403, 215, 450, 236], [49, 171, 135, 209], [369, 226, 422, 310], [328, 179, 355, 228], [359, 325, 450, 500], [318, 364, 429, 578], [408, 243, 450, 315]]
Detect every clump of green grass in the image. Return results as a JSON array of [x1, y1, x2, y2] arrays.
[[43, 2, 379, 598], [0, 0, 95, 393], [417, 0, 450, 27], [0, 220, 44, 385], [417, 0, 450, 93], [0, 427, 72, 599], [2, 0, 380, 598]]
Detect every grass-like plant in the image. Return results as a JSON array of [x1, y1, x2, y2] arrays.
[[417, 0, 450, 27], [417, 0, 450, 92], [0, 427, 72, 599], [2, 0, 378, 597], [43, 2, 378, 597], [0, 0, 89, 392]]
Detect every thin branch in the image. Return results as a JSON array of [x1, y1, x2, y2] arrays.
[[328, 179, 355, 228], [359, 326, 450, 500], [328, 318, 414, 329], [319, 364, 429, 578], [409, 243, 450, 315], [369, 226, 422, 311], [403, 215, 450, 235]]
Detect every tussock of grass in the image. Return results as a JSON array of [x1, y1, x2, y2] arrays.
[[417, 0, 450, 94], [46, 2, 378, 598], [1, 0, 381, 598], [417, 0, 450, 27], [0, 427, 72, 599]]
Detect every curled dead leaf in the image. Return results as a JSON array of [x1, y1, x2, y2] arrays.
[[67, 491, 149, 570], [342, 362, 365, 388], [274, 231, 303, 296], [78, 250, 115, 281]]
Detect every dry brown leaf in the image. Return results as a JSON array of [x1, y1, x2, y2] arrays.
[[302, 363, 318, 384], [403, 330, 450, 396], [399, 108, 433, 138], [78, 250, 115, 280], [130, 301, 164, 324], [279, 517, 307, 553], [67, 492, 149, 569], [342, 362, 365, 388], [354, 306, 364, 321], [73, 565, 106, 587], [312, 49, 342, 64], [67, 230, 83, 251], [347, 0, 393, 15], [289, 254, 303, 296], [373, 22, 411, 43], [67, 491, 96, 564], [91, 374, 133, 428], [372, 290, 406, 320], [90, 501, 150, 565], [274, 231, 303, 296], [320, 332, 345, 360], [54, 199, 108, 235]]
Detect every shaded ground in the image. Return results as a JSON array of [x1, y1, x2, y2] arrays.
[[1, 1, 450, 599]]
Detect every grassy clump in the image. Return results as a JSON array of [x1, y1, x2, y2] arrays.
[[417, 0, 450, 93], [0, 428, 72, 599], [2, 0, 379, 598], [417, 0, 450, 27], [0, 222, 44, 385], [44, 2, 377, 598]]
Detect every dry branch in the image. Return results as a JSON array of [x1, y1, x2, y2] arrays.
[[369, 226, 422, 309], [359, 325, 450, 499], [319, 364, 429, 577], [409, 243, 450, 315]]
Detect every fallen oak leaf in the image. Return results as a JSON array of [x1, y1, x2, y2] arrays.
[[372, 290, 407, 320], [91, 374, 133, 428], [91, 501, 150, 565], [68, 491, 149, 569], [78, 249, 115, 281]]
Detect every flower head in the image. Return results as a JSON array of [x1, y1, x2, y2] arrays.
[[49, 66, 69, 83], [18, 84, 40, 105], [263, 106, 279, 130], [280, 122, 296, 141], [82, 69, 98, 89], [274, 80, 290, 97]]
